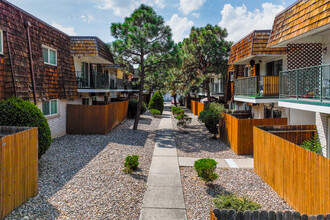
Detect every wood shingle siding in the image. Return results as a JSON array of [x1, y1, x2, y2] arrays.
[[268, 0, 330, 47], [0, 0, 78, 101], [228, 30, 286, 65], [70, 36, 114, 63]]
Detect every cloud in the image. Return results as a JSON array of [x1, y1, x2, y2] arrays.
[[51, 22, 76, 36], [96, 0, 165, 17], [166, 14, 193, 43], [179, 0, 206, 15], [81, 15, 95, 24], [218, 3, 285, 42], [191, 12, 200, 18]]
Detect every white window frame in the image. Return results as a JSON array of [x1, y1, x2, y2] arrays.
[[0, 30, 3, 55], [42, 45, 57, 66], [42, 99, 59, 116]]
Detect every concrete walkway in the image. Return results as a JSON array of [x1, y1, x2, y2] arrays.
[[140, 110, 187, 220], [178, 157, 253, 168]]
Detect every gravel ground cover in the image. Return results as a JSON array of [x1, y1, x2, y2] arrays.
[[6, 113, 160, 220], [181, 167, 294, 220], [172, 108, 251, 159]]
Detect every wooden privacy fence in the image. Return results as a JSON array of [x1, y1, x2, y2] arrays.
[[0, 127, 38, 219], [254, 125, 329, 215], [220, 113, 287, 155], [191, 100, 204, 116], [210, 209, 330, 220], [67, 101, 129, 134]]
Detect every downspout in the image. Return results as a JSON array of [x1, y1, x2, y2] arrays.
[[5, 31, 17, 97], [25, 21, 37, 104]]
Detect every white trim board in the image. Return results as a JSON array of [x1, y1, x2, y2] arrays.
[[234, 97, 278, 104], [278, 101, 330, 114]]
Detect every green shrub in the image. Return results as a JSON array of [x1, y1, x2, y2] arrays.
[[194, 159, 218, 183], [198, 110, 208, 123], [0, 97, 51, 158], [172, 107, 184, 116], [199, 103, 225, 138], [150, 109, 161, 115], [124, 155, 139, 173], [176, 113, 192, 128], [148, 92, 164, 114], [300, 134, 325, 155], [128, 99, 147, 118], [213, 194, 261, 211]]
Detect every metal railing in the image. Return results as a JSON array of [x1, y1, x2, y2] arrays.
[[76, 71, 110, 89], [279, 64, 330, 102], [234, 75, 279, 97]]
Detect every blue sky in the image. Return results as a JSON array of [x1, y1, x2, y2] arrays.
[[7, 0, 296, 43]]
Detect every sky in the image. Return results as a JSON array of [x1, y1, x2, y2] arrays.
[[7, 0, 297, 44]]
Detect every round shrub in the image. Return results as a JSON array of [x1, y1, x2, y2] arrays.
[[150, 109, 161, 115], [128, 99, 147, 118], [124, 155, 139, 173], [148, 91, 164, 114], [194, 158, 218, 183], [0, 97, 51, 158]]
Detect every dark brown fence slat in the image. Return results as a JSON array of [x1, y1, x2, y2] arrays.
[[211, 210, 330, 220], [67, 101, 129, 134]]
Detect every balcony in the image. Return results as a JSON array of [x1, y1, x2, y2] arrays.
[[278, 64, 330, 113], [234, 75, 279, 103], [76, 71, 110, 91], [110, 79, 140, 91]]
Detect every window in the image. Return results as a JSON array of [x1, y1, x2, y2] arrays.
[[266, 60, 283, 76], [244, 66, 251, 77], [42, 100, 58, 116], [42, 45, 57, 65], [82, 98, 89, 105], [0, 30, 3, 55]]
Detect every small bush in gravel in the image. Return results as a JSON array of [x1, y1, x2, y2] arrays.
[[124, 155, 140, 173], [148, 92, 164, 114], [0, 97, 51, 158], [128, 99, 147, 118], [173, 107, 184, 116], [176, 113, 192, 128], [150, 109, 161, 117], [213, 194, 261, 211], [194, 159, 218, 183]]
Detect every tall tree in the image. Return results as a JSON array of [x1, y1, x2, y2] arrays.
[[182, 24, 232, 102], [111, 5, 174, 130]]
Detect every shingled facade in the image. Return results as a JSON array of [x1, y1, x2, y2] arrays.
[[0, 0, 79, 137]]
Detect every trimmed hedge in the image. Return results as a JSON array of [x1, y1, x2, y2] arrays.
[[128, 99, 147, 118], [148, 92, 164, 114], [0, 97, 52, 158]]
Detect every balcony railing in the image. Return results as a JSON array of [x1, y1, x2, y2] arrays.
[[76, 71, 110, 89], [234, 75, 279, 97], [279, 64, 330, 102]]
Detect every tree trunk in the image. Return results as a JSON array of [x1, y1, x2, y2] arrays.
[[204, 78, 211, 103], [133, 58, 145, 130], [173, 94, 177, 107]]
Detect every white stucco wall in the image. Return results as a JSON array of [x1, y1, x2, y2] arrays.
[[315, 112, 329, 157], [37, 99, 81, 138], [289, 108, 316, 125]]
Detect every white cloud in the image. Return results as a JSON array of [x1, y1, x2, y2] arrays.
[[51, 22, 76, 36], [179, 0, 205, 15], [81, 15, 95, 24], [218, 3, 285, 42], [96, 0, 165, 17], [166, 14, 193, 43], [191, 12, 200, 18]]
